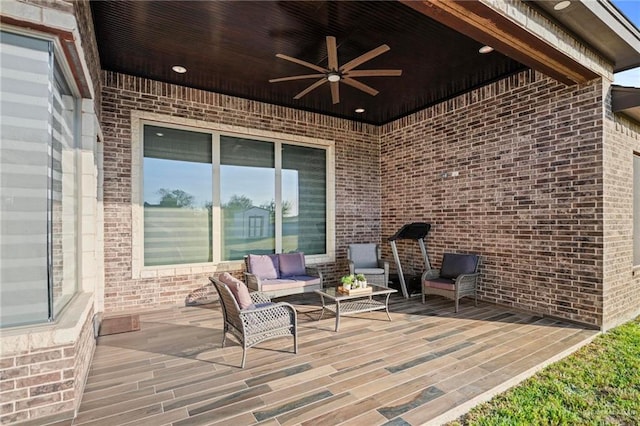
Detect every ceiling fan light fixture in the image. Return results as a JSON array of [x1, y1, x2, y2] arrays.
[[327, 72, 341, 82]]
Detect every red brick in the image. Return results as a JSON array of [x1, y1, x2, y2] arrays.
[[16, 350, 62, 366], [15, 372, 61, 389]]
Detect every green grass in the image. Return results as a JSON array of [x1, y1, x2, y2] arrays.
[[450, 317, 640, 426]]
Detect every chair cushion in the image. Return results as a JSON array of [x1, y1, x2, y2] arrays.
[[349, 244, 378, 268], [260, 276, 321, 291], [440, 253, 479, 279], [354, 267, 384, 275], [219, 272, 255, 309], [247, 254, 279, 279], [279, 252, 306, 277], [253, 302, 275, 309], [423, 277, 456, 291]]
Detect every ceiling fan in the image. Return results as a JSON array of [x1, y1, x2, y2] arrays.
[[269, 36, 402, 104]]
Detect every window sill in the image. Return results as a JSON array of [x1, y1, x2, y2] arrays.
[[0, 293, 94, 357], [134, 261, 244, 279], [133, 254, 335, 280]]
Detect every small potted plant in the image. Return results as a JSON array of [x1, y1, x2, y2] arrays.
[[355, 273, 367, 288], [341, 274, 355, 290]]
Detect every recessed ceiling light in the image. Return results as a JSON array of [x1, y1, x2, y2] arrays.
[[172, 65, 187, 74], [156, 132, 164, 137], [479, 45, 494, 54], [355, 108, 365, 113], [554, 1, 571, 11]]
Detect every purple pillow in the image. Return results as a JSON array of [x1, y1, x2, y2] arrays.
[[279, 252, 306, 277], [247, 254, 279, 279], [218, 272, 254, 310]]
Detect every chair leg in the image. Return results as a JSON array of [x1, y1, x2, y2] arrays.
[[241, 346, 247, 369], [455, 297, 459, 313], [422, 292, 425, 304]]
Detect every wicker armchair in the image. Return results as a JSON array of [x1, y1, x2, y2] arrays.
[[347, 243, 389, 287], [422, 253, 480, 312], [209, 275, 298, 368]]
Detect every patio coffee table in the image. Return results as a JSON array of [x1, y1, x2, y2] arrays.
[[314, 285, 397, 331]]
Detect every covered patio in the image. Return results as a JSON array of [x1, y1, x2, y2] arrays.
[[1, 1, 639, 425], [71, 296, 597, 426]]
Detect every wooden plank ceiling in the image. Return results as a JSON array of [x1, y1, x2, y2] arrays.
[[90, 1, 595, 125]]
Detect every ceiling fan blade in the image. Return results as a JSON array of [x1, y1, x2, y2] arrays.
[[345, 69, 402, 77], [269, 74, 325, 83], [330, 81, 339, 104], [342, 77, 379, 96], [276, 53, 327, 73], [326, 36, 338, 71], [340, 44, 390, 72], [293, 78, 327, 99]]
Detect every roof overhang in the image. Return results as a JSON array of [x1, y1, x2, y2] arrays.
[[401, 0, 600, 85], [531, 0, 640, 73], [612, 85, 640, 122]]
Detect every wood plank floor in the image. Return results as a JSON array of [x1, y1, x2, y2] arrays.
[[68, 294, 597, 426]]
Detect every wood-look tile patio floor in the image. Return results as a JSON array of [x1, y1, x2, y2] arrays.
[[59, 294, 598, 426]]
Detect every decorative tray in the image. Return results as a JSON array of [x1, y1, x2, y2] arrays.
[[338, 286, 373, 295]]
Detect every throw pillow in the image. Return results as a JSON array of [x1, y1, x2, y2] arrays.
[[279, 252, 306, 277], [440, 253, 478, 279], [247, 254, 279, 279], [219, 272, 254, 310]]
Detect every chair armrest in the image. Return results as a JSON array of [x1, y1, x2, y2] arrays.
[[239, 301, 298, 328], [422, 268, 441, 280], [249, 292, 271, 304], [244, 271, 262, 292], [455, 272, 479, 286], [377, 260, 389, 272], [305, 265, 323, 281]]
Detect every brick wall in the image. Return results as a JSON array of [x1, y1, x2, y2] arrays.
[[602, 86, 640, 330], [380, 70, 605, 327], [100, 71, 380, 313], [72, 0, 102, 119], [101, 69, 635, 328], [0, 308, 95, 424]]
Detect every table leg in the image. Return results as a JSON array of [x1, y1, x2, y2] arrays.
[[335, 300, 341, 332], [384, 293, 392, 321], [317, 294, 326, 321]]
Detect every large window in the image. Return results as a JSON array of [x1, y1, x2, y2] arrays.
[[0, 32, 79, 327], [143, 126, 212, 266], [141, 125, 328, 266], [281, 143, 327, 255]]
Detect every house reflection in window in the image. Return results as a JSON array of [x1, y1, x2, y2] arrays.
[[248, 214, 265, 238]]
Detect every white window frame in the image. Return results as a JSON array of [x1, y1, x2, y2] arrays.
[[130, 110, 336, 279], [0, 28, 83, 327]]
